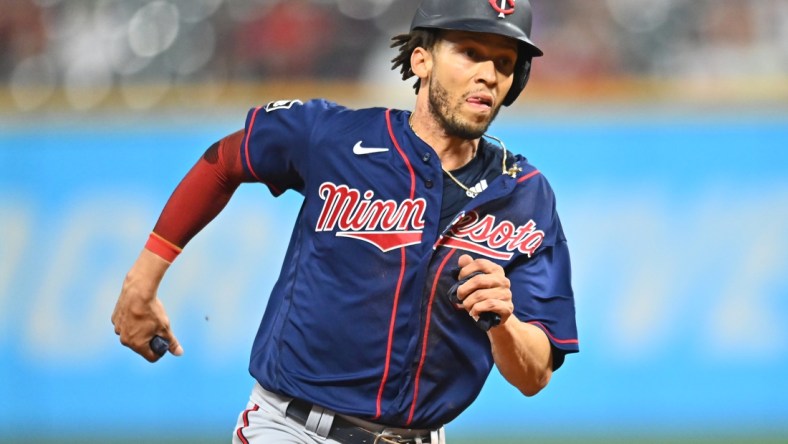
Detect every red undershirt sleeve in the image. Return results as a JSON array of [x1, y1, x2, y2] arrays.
[[145, 130, 251, 262]]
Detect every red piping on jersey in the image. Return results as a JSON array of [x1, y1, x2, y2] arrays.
[[374, 246, 407, 419], [243, 106, 264, 182], [407, 248, 458, 426], [386, 109, 416, 200], [235, 403, 259, 444], [243, 106, 283, 195], [517, 169, 541, 183], [528, 321, 579, 345], [374, 109, 419, 419]]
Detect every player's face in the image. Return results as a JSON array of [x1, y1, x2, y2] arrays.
[[427, 31, 517, 140]]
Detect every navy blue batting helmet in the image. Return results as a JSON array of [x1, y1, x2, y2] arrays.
[[410, 0, 543, 106]]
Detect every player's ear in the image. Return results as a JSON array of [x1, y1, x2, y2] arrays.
[[410, 46, 433, 81]]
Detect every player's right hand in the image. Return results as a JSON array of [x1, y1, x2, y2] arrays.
[[112, 249, 184, 362]]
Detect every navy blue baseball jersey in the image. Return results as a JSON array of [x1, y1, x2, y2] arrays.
[[240, 99, 578, 428]]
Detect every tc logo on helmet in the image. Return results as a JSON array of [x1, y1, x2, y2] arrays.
[[489, 0, 515, 18]]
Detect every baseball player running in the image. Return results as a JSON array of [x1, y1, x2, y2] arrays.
[[112, 0, 579, 442]]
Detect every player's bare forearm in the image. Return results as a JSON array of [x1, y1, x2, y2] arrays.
[[112, 249, 183, 362], [488, 317, 553, 396], [455, 253, 553, 396]]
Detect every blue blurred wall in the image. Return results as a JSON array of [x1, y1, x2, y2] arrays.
[[1, 109, 786, 440]]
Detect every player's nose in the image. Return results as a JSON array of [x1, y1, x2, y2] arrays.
[[473, 59, 498, 86]]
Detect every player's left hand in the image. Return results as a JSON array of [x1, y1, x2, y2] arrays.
[[454, 254, 514, 327]]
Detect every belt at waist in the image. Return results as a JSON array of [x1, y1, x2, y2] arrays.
[[285, 398, 435, 444]]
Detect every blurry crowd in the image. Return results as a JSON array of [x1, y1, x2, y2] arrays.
[[1, 0, 786, 111]]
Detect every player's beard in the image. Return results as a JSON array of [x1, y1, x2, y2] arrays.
[[428, 76, 501, 140]]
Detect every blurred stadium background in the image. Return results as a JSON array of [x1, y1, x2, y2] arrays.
[[1, 0, 786, 443]]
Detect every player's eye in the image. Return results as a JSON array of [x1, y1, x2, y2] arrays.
[[497, 57, 514, 73]]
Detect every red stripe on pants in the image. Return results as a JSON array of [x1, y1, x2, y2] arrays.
[[236, 404, 260, 444]]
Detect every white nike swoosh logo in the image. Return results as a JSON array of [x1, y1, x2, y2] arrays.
[[353, 141, 389, 155]]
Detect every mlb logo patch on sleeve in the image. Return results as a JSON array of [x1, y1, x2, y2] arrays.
[[265, 99, 303, 112]]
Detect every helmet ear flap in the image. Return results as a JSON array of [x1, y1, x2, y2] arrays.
[[503, 56, 531, 107]]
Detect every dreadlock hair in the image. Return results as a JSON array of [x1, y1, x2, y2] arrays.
[[390, 29, 440, 95]]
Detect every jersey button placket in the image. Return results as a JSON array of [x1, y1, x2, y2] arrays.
[[422, 153, 434, 188]]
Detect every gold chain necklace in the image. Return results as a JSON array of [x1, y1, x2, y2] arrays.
[[408, 115, 518, 198], [444, 166, 478, 197]]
